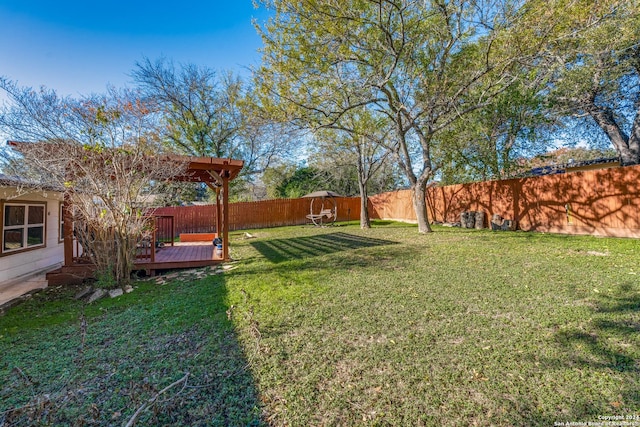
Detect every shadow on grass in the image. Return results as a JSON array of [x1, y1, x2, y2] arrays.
[[524, 284, 640, 425], [0, 274, 264, 426], [369, 220, 410, 226], [568, 286, 640, 372], [554, 287, 640, 373], [250, 231, 398, 263]]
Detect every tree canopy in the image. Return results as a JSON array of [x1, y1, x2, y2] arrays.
[[256, 0, 540, 231], [254, 0, 636, 232], [541, 1, 640, 165], [0, 83, 187, 287], [132, 58, 298, 189]]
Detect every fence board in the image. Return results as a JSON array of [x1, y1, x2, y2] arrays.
[[370, 165, 640, 238], [152, 165, 640, 239], [151, 197, 361, 238]]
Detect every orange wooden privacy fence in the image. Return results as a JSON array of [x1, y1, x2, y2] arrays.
[[152, 197, 361, 237], [152, 165, 640, 238], [369, 164, 640, 238]]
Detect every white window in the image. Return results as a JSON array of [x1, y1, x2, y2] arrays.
[[2, 202, 46, 253]]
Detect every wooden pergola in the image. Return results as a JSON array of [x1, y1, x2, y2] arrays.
[[127, 154, 245, 264], [7, 141, 244, 284], [58, 154, 244, 282], [7, 140, 244, 284]]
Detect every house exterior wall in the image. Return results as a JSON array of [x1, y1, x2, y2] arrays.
[[0, 186, 64, 285]]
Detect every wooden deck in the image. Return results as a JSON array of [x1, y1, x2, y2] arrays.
[[134, 242, 222, 272], [47, 242, 222, 285]]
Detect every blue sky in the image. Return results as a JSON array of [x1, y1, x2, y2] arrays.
[[0, 0, 268, 96]]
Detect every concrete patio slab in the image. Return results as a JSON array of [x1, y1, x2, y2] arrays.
[[0, 271, 49, 308]]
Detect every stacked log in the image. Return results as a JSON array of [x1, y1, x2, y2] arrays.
[[474, 211, 484, 229], [491, 214, 515, 231], [460, 211, 485, 229]]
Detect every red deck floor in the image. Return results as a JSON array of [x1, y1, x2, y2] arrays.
[[134, 242, 222, 271]]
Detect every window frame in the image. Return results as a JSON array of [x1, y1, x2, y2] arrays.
[[1, 200, 47, 255], [59, 202, 64, 243]]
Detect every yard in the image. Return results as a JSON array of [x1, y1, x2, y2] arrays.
[[1, 221, 639, 426]]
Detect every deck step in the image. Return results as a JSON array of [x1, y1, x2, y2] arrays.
[[46, 266, 95, 286]]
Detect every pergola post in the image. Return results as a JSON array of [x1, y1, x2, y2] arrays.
[[63, 193, 73, 267], [216, 187, 222, 243], [222, 171, 230, 260], [205, 182, 224, 261]]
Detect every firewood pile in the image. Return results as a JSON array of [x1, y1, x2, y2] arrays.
[[460, 211, 485, 229]]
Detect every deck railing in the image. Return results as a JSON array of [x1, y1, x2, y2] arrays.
[[72, 215, 176, 265]]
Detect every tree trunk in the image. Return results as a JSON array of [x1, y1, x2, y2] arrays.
[[589, 107, 640, 166], [358, 180, 371, 229], [628, 107, 640, 164], [411, 179, 432, 233]]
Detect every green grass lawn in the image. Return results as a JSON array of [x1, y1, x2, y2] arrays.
[[1, 222, 639, 426]]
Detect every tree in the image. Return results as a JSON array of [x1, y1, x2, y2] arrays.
[[256, 0, 547, 233], [132, 58, 298, 197], [132, 58, 242, 158], [542, 2, 640, 165], [311, 111, 395, 228], [261, 162, 298, 199], [275, 166, 332, 198], [434, 82, 549, 184], [148, 181, 198, 206], [0, 80, 186, 288], [255, 42, 393, 227]]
